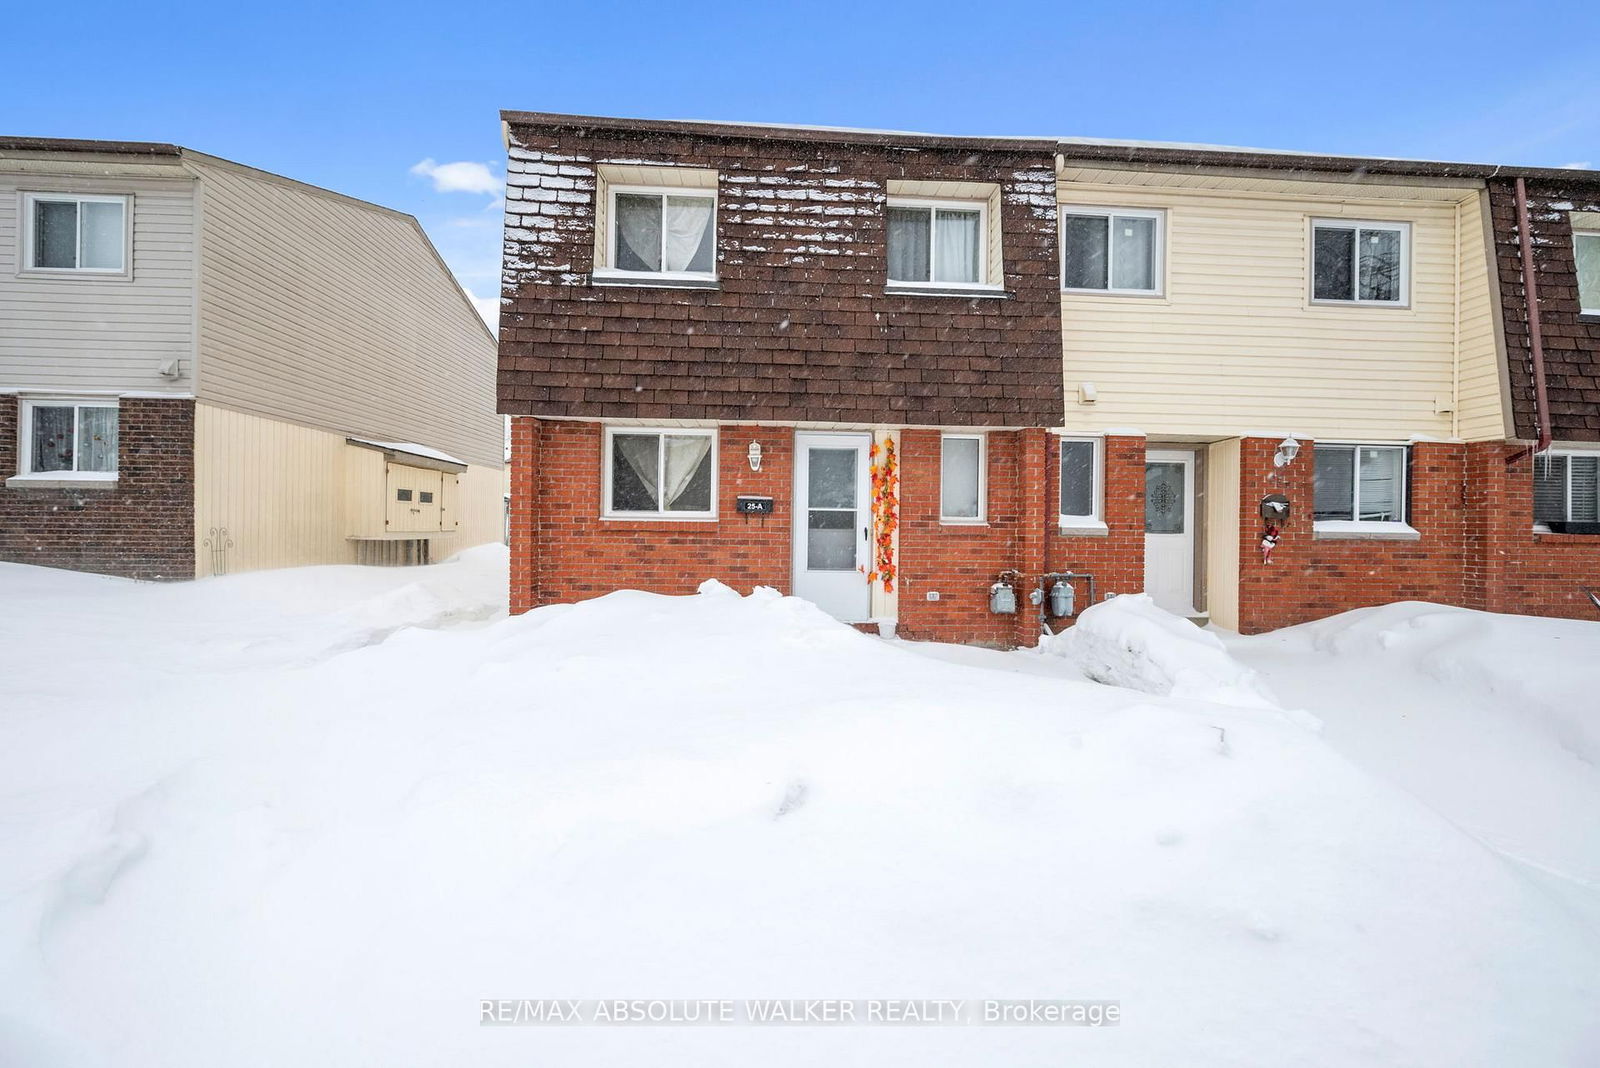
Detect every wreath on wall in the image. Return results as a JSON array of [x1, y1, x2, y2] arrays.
[[867, 438, 899, 592]]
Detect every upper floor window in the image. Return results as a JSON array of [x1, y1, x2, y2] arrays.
[[940, 434, 985, 522], [604, 427, 716, 519], [18, 398, 118, 478], [887, 198, 986, 287], [1574, 231, 1600, 315], [1060, 207, 1163, 295], [604, 187, 716, 279], [1311, 219, 1408, 305], [22, 194, 129, 274], [1533, 452, 1599, 527], [1314, 444, 1407, 523]]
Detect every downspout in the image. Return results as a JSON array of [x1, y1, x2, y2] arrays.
[[1513, 177, 1553, 453]]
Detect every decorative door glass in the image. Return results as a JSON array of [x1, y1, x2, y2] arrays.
[[1145, 462, 1185, 534]]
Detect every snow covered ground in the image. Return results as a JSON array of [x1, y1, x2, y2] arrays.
[[1, 551, 1598, 1066]]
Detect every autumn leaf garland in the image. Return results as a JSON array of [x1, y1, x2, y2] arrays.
[[867, 438, 898, 591]]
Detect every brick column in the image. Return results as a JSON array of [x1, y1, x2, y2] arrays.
[[508, 415, 539, 614], [1013, 427, 1051, 647]]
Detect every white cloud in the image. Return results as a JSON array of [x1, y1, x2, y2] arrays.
[[1561, 161, 1593, 170], [470, 292, 500, 334], [410, 158, 503, 196]]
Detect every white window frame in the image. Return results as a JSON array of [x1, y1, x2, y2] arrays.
[[1309, 218, 1411, 307], [1532, 449, 1600, 528], [600, 425, 718, 520], [939, 433, 986, 524], [1058, 435, 1104, 529], [14, 396, 120, 481], [19, 193, 132, 277], [1058, 206, 1165, 296], [1574, 232, 1600, 316], [885, 196, 993, 290], [596, 185, 718, 283], [1312, 443, 1409, 525]]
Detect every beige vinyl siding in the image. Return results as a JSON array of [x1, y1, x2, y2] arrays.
[[1203, 437, 1241, 631], [1455, 192, 1513, 440], [195, 404, 505, 578], [191, 155, 501, 467], [0, 169, 195, 392], [1057, 168, 1487, 441]]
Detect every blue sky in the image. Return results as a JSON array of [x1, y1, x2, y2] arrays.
[[8, 0, 1600, 320]]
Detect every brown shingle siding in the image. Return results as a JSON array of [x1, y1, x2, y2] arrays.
[[1488, 177, 1600, 441], [498, 120, 1064, 426]]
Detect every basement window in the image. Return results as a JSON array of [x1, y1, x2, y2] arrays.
[[1311, 219, 1409, 305], [1060, 207, 1164, 295], [1533, 452, 1600, 529], [16, 398, 119, 478], [604, 427, 717, 519], [1314, 444, 1408, 525]]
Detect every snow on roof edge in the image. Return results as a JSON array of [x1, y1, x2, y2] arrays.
[[346, 438, 467, 467]]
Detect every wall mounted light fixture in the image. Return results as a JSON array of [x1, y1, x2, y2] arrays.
[[747, 441, 763, 472], [1273, 436, 1301, 468]]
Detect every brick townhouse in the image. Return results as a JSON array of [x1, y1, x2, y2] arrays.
[[498, 112, 1600, 643]]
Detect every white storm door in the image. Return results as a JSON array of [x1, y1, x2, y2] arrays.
[[792, 432, 872, 622], [1144, 450, 1197, 616]]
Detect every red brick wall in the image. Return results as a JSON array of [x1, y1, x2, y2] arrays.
[[1463, 440, 1600, 619], [1045, 434, 1147, 618], [1234, 437, 1468, 633], [894, 428, 1035, 646], [512, 418, 792, 609], [0, 395, 195, 580]]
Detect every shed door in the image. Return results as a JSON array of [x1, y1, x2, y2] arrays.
[[387, 465, 444, 533]]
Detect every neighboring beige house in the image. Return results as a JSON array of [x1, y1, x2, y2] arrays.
[[1, 137, 503, 579]]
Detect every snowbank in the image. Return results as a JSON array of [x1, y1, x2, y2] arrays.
[[1273, 601, 1599, 764], [1044, 594, 1280, 709], [0, 566, 1597, 1066]]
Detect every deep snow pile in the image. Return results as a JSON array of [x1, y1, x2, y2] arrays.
[[1, 559, 1598, 1066], [1228, 601, 1600, 932], [1043, 593, 1279, 709]]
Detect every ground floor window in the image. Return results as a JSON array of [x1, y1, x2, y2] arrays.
[[1059, 437, 1103, 525], [1313, 444, 1407, 523], [603, 427, 716, 518], [21, 398, 118, 476], [1534, 452, 1600, 526], [940, 434, 985, 522]]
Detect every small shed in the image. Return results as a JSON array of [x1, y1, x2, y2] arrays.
[[345, 438, 469, 565]]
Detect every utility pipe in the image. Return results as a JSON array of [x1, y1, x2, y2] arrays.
[[1513, 177, 1553, 453]]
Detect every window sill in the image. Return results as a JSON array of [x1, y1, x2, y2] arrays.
[[1312, 520, 1419, 541], [17, 267, 133, 283], [1058, 518, 1109, 536], [1307, 299, 1412, 311], [884, 284, 1008, 299], [600, 514, 718, 524], [1061, 287, 1166, 300], [939, 517, 989, 527], [6, 473, 118, 490], [591, 270, 719, 291]]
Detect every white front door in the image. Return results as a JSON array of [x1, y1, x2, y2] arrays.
[[1144, 450, 1197, 616], [793, 432, 872, 622]]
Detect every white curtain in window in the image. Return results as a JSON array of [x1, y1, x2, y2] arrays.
[[80, 202, 124, 270], [663, 197, 714, 273], [934, 210, 980, 284], [614, 434, 661, 509], [887, 207, 930, 282], [77, 407, 118, 472], [1358, 447, 1403, 521], [614, 194, 662, 272], [663, 435, 713, 510]]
